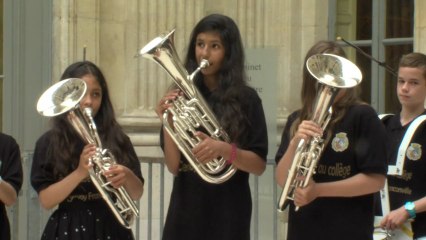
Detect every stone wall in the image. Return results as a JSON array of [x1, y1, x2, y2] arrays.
[[51, 0, 329, 160]]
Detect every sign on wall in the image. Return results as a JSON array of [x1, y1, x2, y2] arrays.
[[245, 48, 278, 162]]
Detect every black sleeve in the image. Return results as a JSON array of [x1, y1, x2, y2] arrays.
[[243, 90, 268, 161], [124, 135, 144, 184], [30, 132, 57, 193], [353, 105, 388, 175], [0, 134, 23, 194]]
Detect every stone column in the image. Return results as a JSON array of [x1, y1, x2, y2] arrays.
[[414, 0, 426, 53]]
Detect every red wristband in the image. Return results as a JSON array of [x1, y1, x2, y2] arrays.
[[227, 143, 237, 165]]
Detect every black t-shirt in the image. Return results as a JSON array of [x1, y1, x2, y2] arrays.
[[276, 104, 387, 240], [0, 133, 23, 240], [31, 130, 143, 240], [383, 113, 426, 238], [161, 86, 268, 240]]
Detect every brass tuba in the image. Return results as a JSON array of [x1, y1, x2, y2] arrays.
[[36, 78, 139, 228], [136, 29, 236, 184], [277, 53, 362, 212]]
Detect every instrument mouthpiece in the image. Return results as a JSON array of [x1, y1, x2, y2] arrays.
[[200, 59, 210, 69], [84, 107, 93, 117]]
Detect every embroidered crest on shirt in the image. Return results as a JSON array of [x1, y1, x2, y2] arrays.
[[331, 132, 349, 152], [406, 143, 422, 161]]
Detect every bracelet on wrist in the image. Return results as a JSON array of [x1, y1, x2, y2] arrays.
[[227, 143, 237, 165]]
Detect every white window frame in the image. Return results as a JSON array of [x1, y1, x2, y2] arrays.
[[328, 0, 413, 113]]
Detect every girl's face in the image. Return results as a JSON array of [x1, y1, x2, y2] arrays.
[[195, 31, 225, 80], [397, 67, 426, 109], [333, 89, 347, 103], [79, 74, 103, 116]]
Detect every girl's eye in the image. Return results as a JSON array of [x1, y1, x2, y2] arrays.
[[212, 43, 222, 49]]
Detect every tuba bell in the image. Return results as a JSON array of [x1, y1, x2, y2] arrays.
[[277, 53, 362, 212], [136, 29, 236, 184], [36, 78, 139, 228]]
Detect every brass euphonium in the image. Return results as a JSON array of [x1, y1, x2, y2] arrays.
[[277, 53, 362, 212], [136, 29, 237, 184], [36, 78, 139, 228]]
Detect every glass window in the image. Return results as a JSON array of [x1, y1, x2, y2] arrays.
[[331, 0, 413, 114], [356, 0, 372, 40], [386, 0, 414, 38]]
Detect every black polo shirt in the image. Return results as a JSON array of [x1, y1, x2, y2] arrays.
[[384, 112, 426, 238], [276, 104, 387, 240]]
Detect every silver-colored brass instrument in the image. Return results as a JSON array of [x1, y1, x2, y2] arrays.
[[137, 29, 236, 184], [36, 78, 139, 228], [373, 227, 393, 240], [277, 53, 362, 212]]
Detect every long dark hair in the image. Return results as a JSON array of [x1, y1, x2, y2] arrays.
[[183, 14, 251, 143], [290, 41, 363, 142], [48, 61, 132, 178]]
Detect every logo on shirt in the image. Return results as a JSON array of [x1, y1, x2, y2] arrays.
[[331, 132, 349, 152], [406, 143, 422, 161]]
